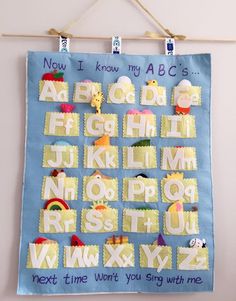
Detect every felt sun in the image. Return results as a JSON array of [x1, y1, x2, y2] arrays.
[[91, 201, 110, 210]]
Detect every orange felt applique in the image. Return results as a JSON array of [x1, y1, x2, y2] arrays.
[[94, 135, 110, 146]]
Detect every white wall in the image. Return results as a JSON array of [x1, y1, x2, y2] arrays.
[[0, 0, 236, 300]]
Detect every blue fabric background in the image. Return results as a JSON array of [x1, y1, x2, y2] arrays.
[[17, 51, 214, 294]]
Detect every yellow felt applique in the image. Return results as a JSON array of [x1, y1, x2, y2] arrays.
[[64, 245, 99, 268], [84, 145, 119, 169], [123, 209, 159, 233], [90, 91, 104, 114], [44, 112, 79, 136], [103, 243, 135, 267], [123, 114, 157, 137], [161, 115, 196, 138], [161, 174, 198, 203], [41, 176, 78, 200], [81, 208, 118, 233], [139, 245, 172, 271], [83, 176, 118, 202], [27, 243, 59, 269], [163, 211, 199, 235], [39, 80, 69, 102], [123, 177, 158, 202], [84, 113, 118, 137], [172, 86, 201, 106], [73, 82, 101, 103], [177, 247, 209, 270], [106, 235, 129, 244], [123, 146, 157, 169], [107, 83, 135, 104], [140, 84, 167, 106], [161, 147, 197, 170], [39, 209, 77, 233], [43, 145, 78, 168]]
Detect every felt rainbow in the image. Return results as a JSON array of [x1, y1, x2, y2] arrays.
[[44, 198, 70, 210]]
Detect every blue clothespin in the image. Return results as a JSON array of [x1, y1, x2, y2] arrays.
[[59, 36, 70, 52], [165, 38, 175, 55], [112, 36, 122, 54]]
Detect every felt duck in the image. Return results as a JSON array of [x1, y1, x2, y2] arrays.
[[147, 79, 158, 86]]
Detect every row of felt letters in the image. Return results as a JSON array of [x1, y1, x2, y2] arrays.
[[42, 145, 197, 170], [38, 208, 199, 235], [38, 79, 202, 105], [44, 112, 197, 138], [27, 242, 209, 271], [41, 174, 198, 203]]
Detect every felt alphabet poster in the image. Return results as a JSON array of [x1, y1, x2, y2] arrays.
[[17, 51, 214, 295]]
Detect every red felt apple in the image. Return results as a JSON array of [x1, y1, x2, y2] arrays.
[[34, 237, 48, 244], [42, 70, 64, 82], [60, 104, 75, 113], [71, 235, 85, 247]]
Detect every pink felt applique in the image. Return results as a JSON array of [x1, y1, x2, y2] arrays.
[[127, 109, 153, 115], [60, 103, 75, 113]]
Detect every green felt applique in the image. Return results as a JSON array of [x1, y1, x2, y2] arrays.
[[139, 245, 172, 271], [103, 243, 135, 267], [27, 243, 59, 269], [161, 115, 196, 138], [123, 146, 157, 169], [123, 208, 159, 233], [107, 83, 135, 104], [41, 176, 78, 200], [39, 209, 77, 233], [64, 245, 99, 268], [83, 176, 118, 202], [81, 208, 118, 233], [177, 247, 209, 270], [123, 177, 158, 202], [161, 175, 198, 203], [84, 113, 118, 137], [43, 145, 78, 168], [131, 139, 151, 147], [123, 114, 157, 137], [84, 145, 119, 169], [39, 80, 69, 102], [44, 112, 79, 136], [163, 211, 199, 235], [161, 147, 197, 170], [73, 82, 101, 103]]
